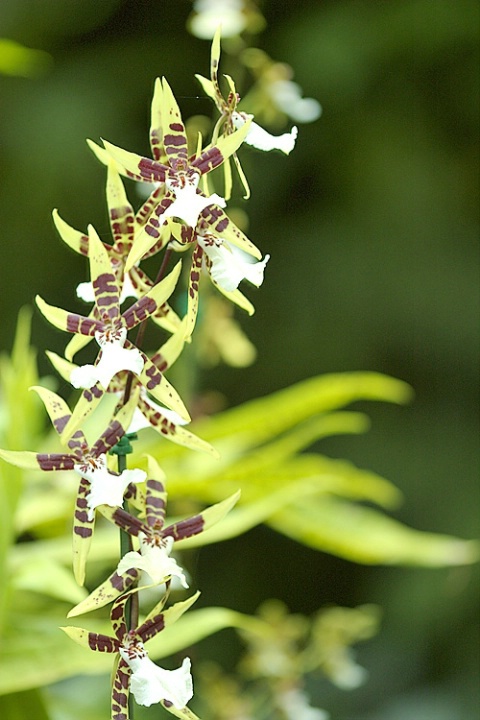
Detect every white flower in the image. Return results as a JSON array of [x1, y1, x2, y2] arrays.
[[197, 235, 269, 292], [70, 327, 144, 390], [281, 689, 329, 720], [119, 643, 193, 709], [116, 533, 189, 588], [269, 80, 322, 124], [163, 173, 226, 228], [232, 111, 298, 155], [73, 454, 146, 520], [190, 0, 247, 39]]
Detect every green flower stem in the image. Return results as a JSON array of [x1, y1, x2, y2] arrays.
[[116, 447, 137, 719]]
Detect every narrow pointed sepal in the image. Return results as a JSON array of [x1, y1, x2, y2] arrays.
[[29, 385, 72, 437], [112, 657, 131, 720], [72, 477, 95, 586], [137, 350, 190, 422], [52, 209, 89, 255], [60, 625, 120, 653], [0, 448, 47, 470], [67, 566, 140, 617], [102, 139, 154, 182]]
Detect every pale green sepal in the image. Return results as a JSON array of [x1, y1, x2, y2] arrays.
[[87, 224, 118, 289], [268, 495, 480, 567], [212, 283, 255, 315], [106, 162, 131, 219], [29, 385, 71, 430], [52, 209, 85, 254], [65, 332, 93, 362], [60, 625, 92, 649], [35, 296, 70, 333], [0, 449, 43, 471], [59, 388, 104, 445], [203, 116, 252, 164], [160, 702, 201, 720], [87, 138, 120, 170], [45, 350, 77, 384], [194, 73, 217, 102], [175, 490, 240, 547], [72, 513, 95, 587], [125, 220, 171, 273], [139, 367, 190, 423], [142, 260, 182, 309], [145, 590, 200, 629], [67, 574, 125, 618], [102, 140, 145, 179]]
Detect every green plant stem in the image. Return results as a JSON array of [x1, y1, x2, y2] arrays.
[[117, 451, 137, 719]]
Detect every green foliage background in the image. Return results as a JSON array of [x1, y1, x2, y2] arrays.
[[0, 1, 478, 718]]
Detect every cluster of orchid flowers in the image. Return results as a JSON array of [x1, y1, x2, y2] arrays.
[[0, 30, 300, 719]]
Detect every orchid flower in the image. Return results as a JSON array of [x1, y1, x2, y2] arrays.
[[0, 387, 144, 584], [96, 76, 251, 235], [52, 163, 181, 336], [195, 28, 298, 199], [35, 224, 188, 422], [170, 207, 268, 336], [68, 456, 240, 615], [45, 321, 215, 456], [62, 590, 201, 719]]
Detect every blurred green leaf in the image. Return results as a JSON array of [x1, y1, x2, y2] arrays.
[[0, 39, 51, 77], [0, 688, 50, 720], [269, 495, 480, 566]]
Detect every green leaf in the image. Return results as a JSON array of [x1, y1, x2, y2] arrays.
[[193, 372, 413, 450], [0, 617, 113, 695], [0, 688, 50, 720], [268, 495, 480, 566], [11, 557, 88, 604], [146, 607, 264, 660], [0, 39, 51, 77]]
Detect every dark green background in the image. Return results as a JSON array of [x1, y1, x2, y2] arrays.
[[0, 1, 478, 718]]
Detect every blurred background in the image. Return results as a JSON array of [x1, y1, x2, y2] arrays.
[[0, 1, 478, 718]]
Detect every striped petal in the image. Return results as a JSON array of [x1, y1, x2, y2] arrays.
[[72, 476, 95, 585], [35, 296, 101, 337]]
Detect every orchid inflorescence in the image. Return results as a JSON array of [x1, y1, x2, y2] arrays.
[[0, 28, 302, 719]]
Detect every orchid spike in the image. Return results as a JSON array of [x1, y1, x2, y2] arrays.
[[68, 456, 240, 615]]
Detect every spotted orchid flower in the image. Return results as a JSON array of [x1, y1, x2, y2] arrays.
[[35, 224, 189, 422], [62, 590, 201, 719], [97, 76, 251, 233], [195, 28, 298, 199], [196, 233, 270, 293], [52, 163, 181, 337], [0, 386, 144, 585], [163, 207, 267, 337], [69, 456, 240, 616], [46, 321, 215, 457]]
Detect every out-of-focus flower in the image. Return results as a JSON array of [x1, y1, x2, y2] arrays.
[[187, 0, 265, 40], [281, 688, 329, 720], [268, 79, 322, 123]]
